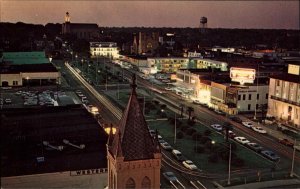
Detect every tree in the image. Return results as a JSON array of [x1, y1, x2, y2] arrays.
[[223, 122, 233, 142], [186, 106, 194, 121]]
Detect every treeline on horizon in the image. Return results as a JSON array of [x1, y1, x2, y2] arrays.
[[1, 22, 299, 51]]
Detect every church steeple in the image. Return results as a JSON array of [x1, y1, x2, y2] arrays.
[[65, 12, 70, 23], [106, 74, 161, 189]]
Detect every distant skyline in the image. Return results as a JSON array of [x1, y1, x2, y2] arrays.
[[1, 1, 299, 29]]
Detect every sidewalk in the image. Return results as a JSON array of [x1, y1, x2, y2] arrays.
[[237, 114, 298, 142], [223, 179, 300, 189]]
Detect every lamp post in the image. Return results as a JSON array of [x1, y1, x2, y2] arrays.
[[174, 112, 177, 144], [290, 139, 297, 177], [75, 54, 78, 67], [211, 140, 231, 185], [228, 143, 232, 185], [254, 64, 259, 121]]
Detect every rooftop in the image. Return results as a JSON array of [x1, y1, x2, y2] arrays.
[[270, 73, 300, 84], [1, 105, 108, 177], [2, 51, 50, 65]]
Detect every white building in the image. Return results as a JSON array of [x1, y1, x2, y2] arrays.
[[90, 42, 120, 59], [267, 63, 300, 130], [211, 47, 235, 53]]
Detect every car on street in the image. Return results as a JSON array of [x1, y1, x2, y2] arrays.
[[279, 138, 294, 147], [172, 149, 185, 161], [165, 87, 173, 91], [242, 121, 253, 128], [163, 172, 178, 182], [246, 142, 263, 152], [234, 136, 250, 145], [252, 126, 267, 134], [211, 124, 223, 132], [229, 116, 243, 123], [182, 160, 198, 170], [261, 150, 280, 162], [149, 130, 156, 137], [160, 142, 173, 151]]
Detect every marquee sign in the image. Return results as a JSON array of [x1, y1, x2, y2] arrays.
[[230, 67, 256, 85]]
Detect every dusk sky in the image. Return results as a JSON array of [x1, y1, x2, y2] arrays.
[[1, 1, 299, 29]]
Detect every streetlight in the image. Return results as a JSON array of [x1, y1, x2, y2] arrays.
[[254, 63, 259, 121], [211, 140, 231, 185], [290, 139, 297, 177], [26, 76, 30, 91], [174, 112, 177, 144], [75, 54, 78, 67]]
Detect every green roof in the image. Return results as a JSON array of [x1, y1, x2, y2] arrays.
[[3, 51, 50, 65]]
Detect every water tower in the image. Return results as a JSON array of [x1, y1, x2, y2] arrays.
[[200, 17, 208, 33]]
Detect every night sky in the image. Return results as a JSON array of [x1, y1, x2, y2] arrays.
[[1, 1, 299, 29]]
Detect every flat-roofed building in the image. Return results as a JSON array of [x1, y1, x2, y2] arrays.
[[0, 51, 60, 87], [1, 105, 108, 188], [268, 62, 300, 131], [90, 42, 119, 59]]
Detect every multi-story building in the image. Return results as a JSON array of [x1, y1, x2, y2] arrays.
[[90, 42, 120, 59], [138, 32, 160, 55], [268, 63, 300, 131]]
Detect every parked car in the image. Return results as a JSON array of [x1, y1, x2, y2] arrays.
[[211, 124, 223, 132], [4, 98, 12, 104], [234, 136, 250, 145], [229, 116, 243, 123], [193, 100, 201, 105], [160, 142, 173, 151], [246, 142, 263, 152], [182, 160, 198, 170], [163, 172, 178, 182], [214, 109, 226, 115], [261, 150, 280, 162], [252, 126, 267, 134], [242, 122, 253, 128], [279, 138, 294, 147]]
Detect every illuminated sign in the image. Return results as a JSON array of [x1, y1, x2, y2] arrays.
[[288, 64, 300, 75], [70, 168, 107, 176], [230, 67, 256, 85]]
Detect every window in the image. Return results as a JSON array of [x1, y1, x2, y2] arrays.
[[238, 95, 241, 100], [276, 80, 280, 86], [243, 94, 246, 100], [126, 178, 135, 189], [13, 81, 18, 85], [248, 104, 251, 110], [266, 93, 268, 99], [248, 94, 252, 100], [141, 177, 151, 189], [256, 104, 258, 110], [257, 94, 259, 100]]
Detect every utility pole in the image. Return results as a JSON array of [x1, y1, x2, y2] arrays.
[[228, 143, 232, 185], [174, 113, 177, 144]]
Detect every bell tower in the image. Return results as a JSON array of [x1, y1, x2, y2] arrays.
[[107, 74, 161, 189], [62, 12, 71, 34], [65, 12, 70, 23]]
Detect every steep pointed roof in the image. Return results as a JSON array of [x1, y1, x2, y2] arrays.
[[110, 74, 158, 161]]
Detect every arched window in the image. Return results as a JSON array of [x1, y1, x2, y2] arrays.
[[125, 178, 135, 189], [141, 176, 151, 189]]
